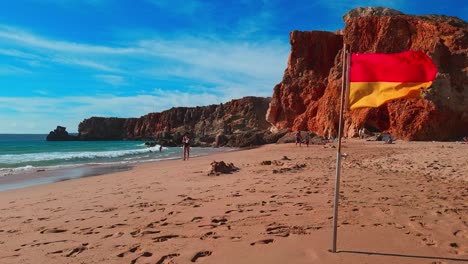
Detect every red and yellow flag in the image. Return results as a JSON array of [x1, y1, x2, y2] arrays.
[[348, 50, 437, 110]]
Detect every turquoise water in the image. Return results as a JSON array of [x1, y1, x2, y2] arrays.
[[0, 134, 226, 176]]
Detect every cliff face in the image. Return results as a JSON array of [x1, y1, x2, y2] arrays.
[[266, 8, 468, 140], [78, 96, 279, 147], [266, 31, 344, 133]]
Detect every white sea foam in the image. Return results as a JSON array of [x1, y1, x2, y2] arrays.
[[13, 165, 34, 171], [0, 165, 35, 177], [0, 145, 162, 164]]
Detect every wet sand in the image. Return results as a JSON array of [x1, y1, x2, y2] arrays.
[[0, 164, 132, 192], [0, 140, 466, 264]]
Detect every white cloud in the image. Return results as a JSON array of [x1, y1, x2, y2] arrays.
[[137, 36, 288, 81], [52, 57, 122, 72], [0, 25, 137, 55], [0, 48, 40, 59], [0, 21, 290, 133], [235, 9, 274, 37], [95, 74, 128, 86], [0, 24, 288, 82], [33, 90, 49, 95], [0, 65, 32, 75]]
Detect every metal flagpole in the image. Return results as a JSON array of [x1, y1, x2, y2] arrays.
[[331, 43, 348, 253]]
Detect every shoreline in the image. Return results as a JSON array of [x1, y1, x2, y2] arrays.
[[0, 146, 236, 192], [0, 164, 133, 192], [0, 141, 466, 263]]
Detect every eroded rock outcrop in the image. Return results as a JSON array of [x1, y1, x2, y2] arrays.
[[78, 96, 280, 147], [267, 7, 468, 140], [46, 126, 78, 141]]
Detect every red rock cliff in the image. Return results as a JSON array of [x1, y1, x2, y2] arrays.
[[78, 96, 277, 147], [266, 7, 468, 140]]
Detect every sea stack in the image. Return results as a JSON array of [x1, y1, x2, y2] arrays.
[[46, 126, 78, 141]]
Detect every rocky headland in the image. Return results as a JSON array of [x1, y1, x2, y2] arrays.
[[267, 7, 467, 141], [75, 96, 285, 147]]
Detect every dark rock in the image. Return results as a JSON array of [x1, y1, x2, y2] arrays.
[[208, 161, 239, 176], [46, 126, 78, 141], [145, 142, 157, 147]]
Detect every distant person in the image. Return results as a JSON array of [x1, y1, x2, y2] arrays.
[[304, 133, 310, 147], [182, 133, 190, 160], [295, 131, 302, 147], [463, 136, 468, 144], [383, 133, 394, 144], [159, 145, 163, 152]]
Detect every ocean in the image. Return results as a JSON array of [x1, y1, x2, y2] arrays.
[[0, 134, 228, 191]]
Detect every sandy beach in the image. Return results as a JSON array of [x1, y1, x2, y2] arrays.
[[0, 140, 466, 264]]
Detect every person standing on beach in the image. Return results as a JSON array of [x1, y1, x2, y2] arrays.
[[182, 133, 190, 160], [304, 132, 310, 147], [295, 131, 302, 147]]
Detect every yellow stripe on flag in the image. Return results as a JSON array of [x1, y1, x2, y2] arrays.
[[348, 81, 433, 110]]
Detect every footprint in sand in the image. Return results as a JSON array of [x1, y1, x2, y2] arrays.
[[153, 235, 179, 243], [141, 230, 161, 236], [156, 253, 180, 264], [130, 229, 141, 237], [449, 242, 459, 248], [65, 243, 88, 257], [48, 249, 64, 255], [211, 217, 228, 225], [191, 217, 203, 222], [101, 231, 124, 239], [130, 252, 153, 264], [23, 239, 68, 248], [266, 225, 289, 237], [453, 230, 466, 238], [117, 245, 140, 258], [200, 231, 220, 240], [40, 228, 67, 234], [250, 239, 274, 246], [191, 251, 212, 262], [98, 207, 117, 213], [409, 215, 423, 221], [422, 238, 437, 247], [107, 223, 127, 229]]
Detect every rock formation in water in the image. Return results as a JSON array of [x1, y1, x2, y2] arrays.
[[266, 7, 467, 141], [46, 126, 78, 141], [77, 96, 285, 147]]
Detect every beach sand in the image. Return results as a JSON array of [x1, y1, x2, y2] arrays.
[[0, 140, 466, 264]]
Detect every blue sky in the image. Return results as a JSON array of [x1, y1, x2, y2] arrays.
[[0, 0, 466, 133]]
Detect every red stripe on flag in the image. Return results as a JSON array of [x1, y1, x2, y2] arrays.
[[350, 51, 437, 82]]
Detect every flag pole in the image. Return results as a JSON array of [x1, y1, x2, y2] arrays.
[[331, 43, 348, 253]]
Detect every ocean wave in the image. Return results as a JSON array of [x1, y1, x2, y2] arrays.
[[0, 145, 162, 165], [0, 165, 35, 177]]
